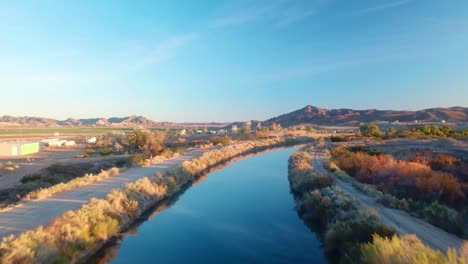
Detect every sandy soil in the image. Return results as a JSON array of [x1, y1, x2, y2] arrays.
[[0, 148, 205, 239], [0, 145, 133, 190], [309, 147, 466, 253]]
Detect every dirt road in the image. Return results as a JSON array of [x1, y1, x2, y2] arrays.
[[0, 145, 135, 190], [309, 148, 466, 253], [0, 149, 205, 239]]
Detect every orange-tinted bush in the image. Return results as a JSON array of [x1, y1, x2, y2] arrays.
[[331, 148, 466, 208]]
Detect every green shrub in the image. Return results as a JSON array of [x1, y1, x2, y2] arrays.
[[360, 123, 384, 138], [421, 201, 462, 235], [330, 135, 345, 142]]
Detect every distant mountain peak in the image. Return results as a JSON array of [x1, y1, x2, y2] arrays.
[[303, 105, 328, 115]]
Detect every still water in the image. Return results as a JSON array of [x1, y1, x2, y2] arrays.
[[95, 148, 326, 264]]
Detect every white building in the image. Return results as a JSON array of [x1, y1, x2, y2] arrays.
[[64, 140, 76, 147], [86, 137, 97, 144], [47, 140, 67, 147], [0, 142, 41, 156]]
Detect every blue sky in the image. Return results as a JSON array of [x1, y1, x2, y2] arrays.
[[0, 0, 467, 122]]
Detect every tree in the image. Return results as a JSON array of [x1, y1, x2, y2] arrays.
[[360, 123, 384, 138], [271, 122, 282, 131], [145, 131, 168, 156], [256, 122, 262, 131], [127, 128, 149, 151], [243, 121, 251, 134]]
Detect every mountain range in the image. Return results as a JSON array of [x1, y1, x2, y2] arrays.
[[0, 115, 171, 127], [263, 105, 468, 127], [1, 106, 467, 128]]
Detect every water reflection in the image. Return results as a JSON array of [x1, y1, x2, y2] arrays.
[[89, 148, 326, 264]]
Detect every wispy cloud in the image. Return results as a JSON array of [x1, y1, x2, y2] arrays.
[[134, 32, 198, 69], [0, 32, 198, 92], [274, 7, 318, 27], [353, 0, 413, 15], [258, 59, 367, 82], [211, 0, 326, 28], [211, 2, 278, 28], [257, 45, 430, 83]]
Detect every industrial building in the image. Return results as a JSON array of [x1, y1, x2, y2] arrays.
[[41, 138, 76, 147], [0, 142, 41, 156]]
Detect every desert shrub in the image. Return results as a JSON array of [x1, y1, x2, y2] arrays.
[[210, 136, 232, 146], [0, 159, 126, 210], [411, 153, 468, 182], [330, 135, 345, 142], [288, 151, 334, 195], [25, 167, 120, 201], [378, 194, 410, 211], [288, 150, 397, 263], [325, 211, 395, 263], [325, 160, 339, 172], [128, 154, 145, 165], [331, 147, 465, 208], [361, 234, 467, 264], [421, 201, 462, 235], [331, 147, 468, 237], [348, 146, 384, 156], [360, 123, 384, 138], [397, 125, 468, 139]]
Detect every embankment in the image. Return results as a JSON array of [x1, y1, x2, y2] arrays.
[[288, 149, 468, 263]]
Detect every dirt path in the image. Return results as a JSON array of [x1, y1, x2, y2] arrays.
[[0, 149, 205, 239], [309, 148, 466, 253]]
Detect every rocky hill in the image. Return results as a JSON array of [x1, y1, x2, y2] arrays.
[[264, 105, 468, 127], [0, 115, 170, 127]]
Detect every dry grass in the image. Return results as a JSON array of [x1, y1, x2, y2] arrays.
[[24, 167, 120, 200], [362, 234, 468, 264]]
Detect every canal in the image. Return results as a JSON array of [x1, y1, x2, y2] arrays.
[[92, 148, 326, 263]]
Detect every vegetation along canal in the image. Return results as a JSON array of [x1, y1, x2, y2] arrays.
[[91, 148, 326, 263]]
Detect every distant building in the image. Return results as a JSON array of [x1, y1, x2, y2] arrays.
[[256, 122, 262, 131], [64, 140, 76, 147], [86, 137, 97, 144], [47, 140, 67, 147], [41, 138, 59, 144], [179, 129, 187, 136], [0, 142, 40, 156], [231, 125, 239, 133]]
